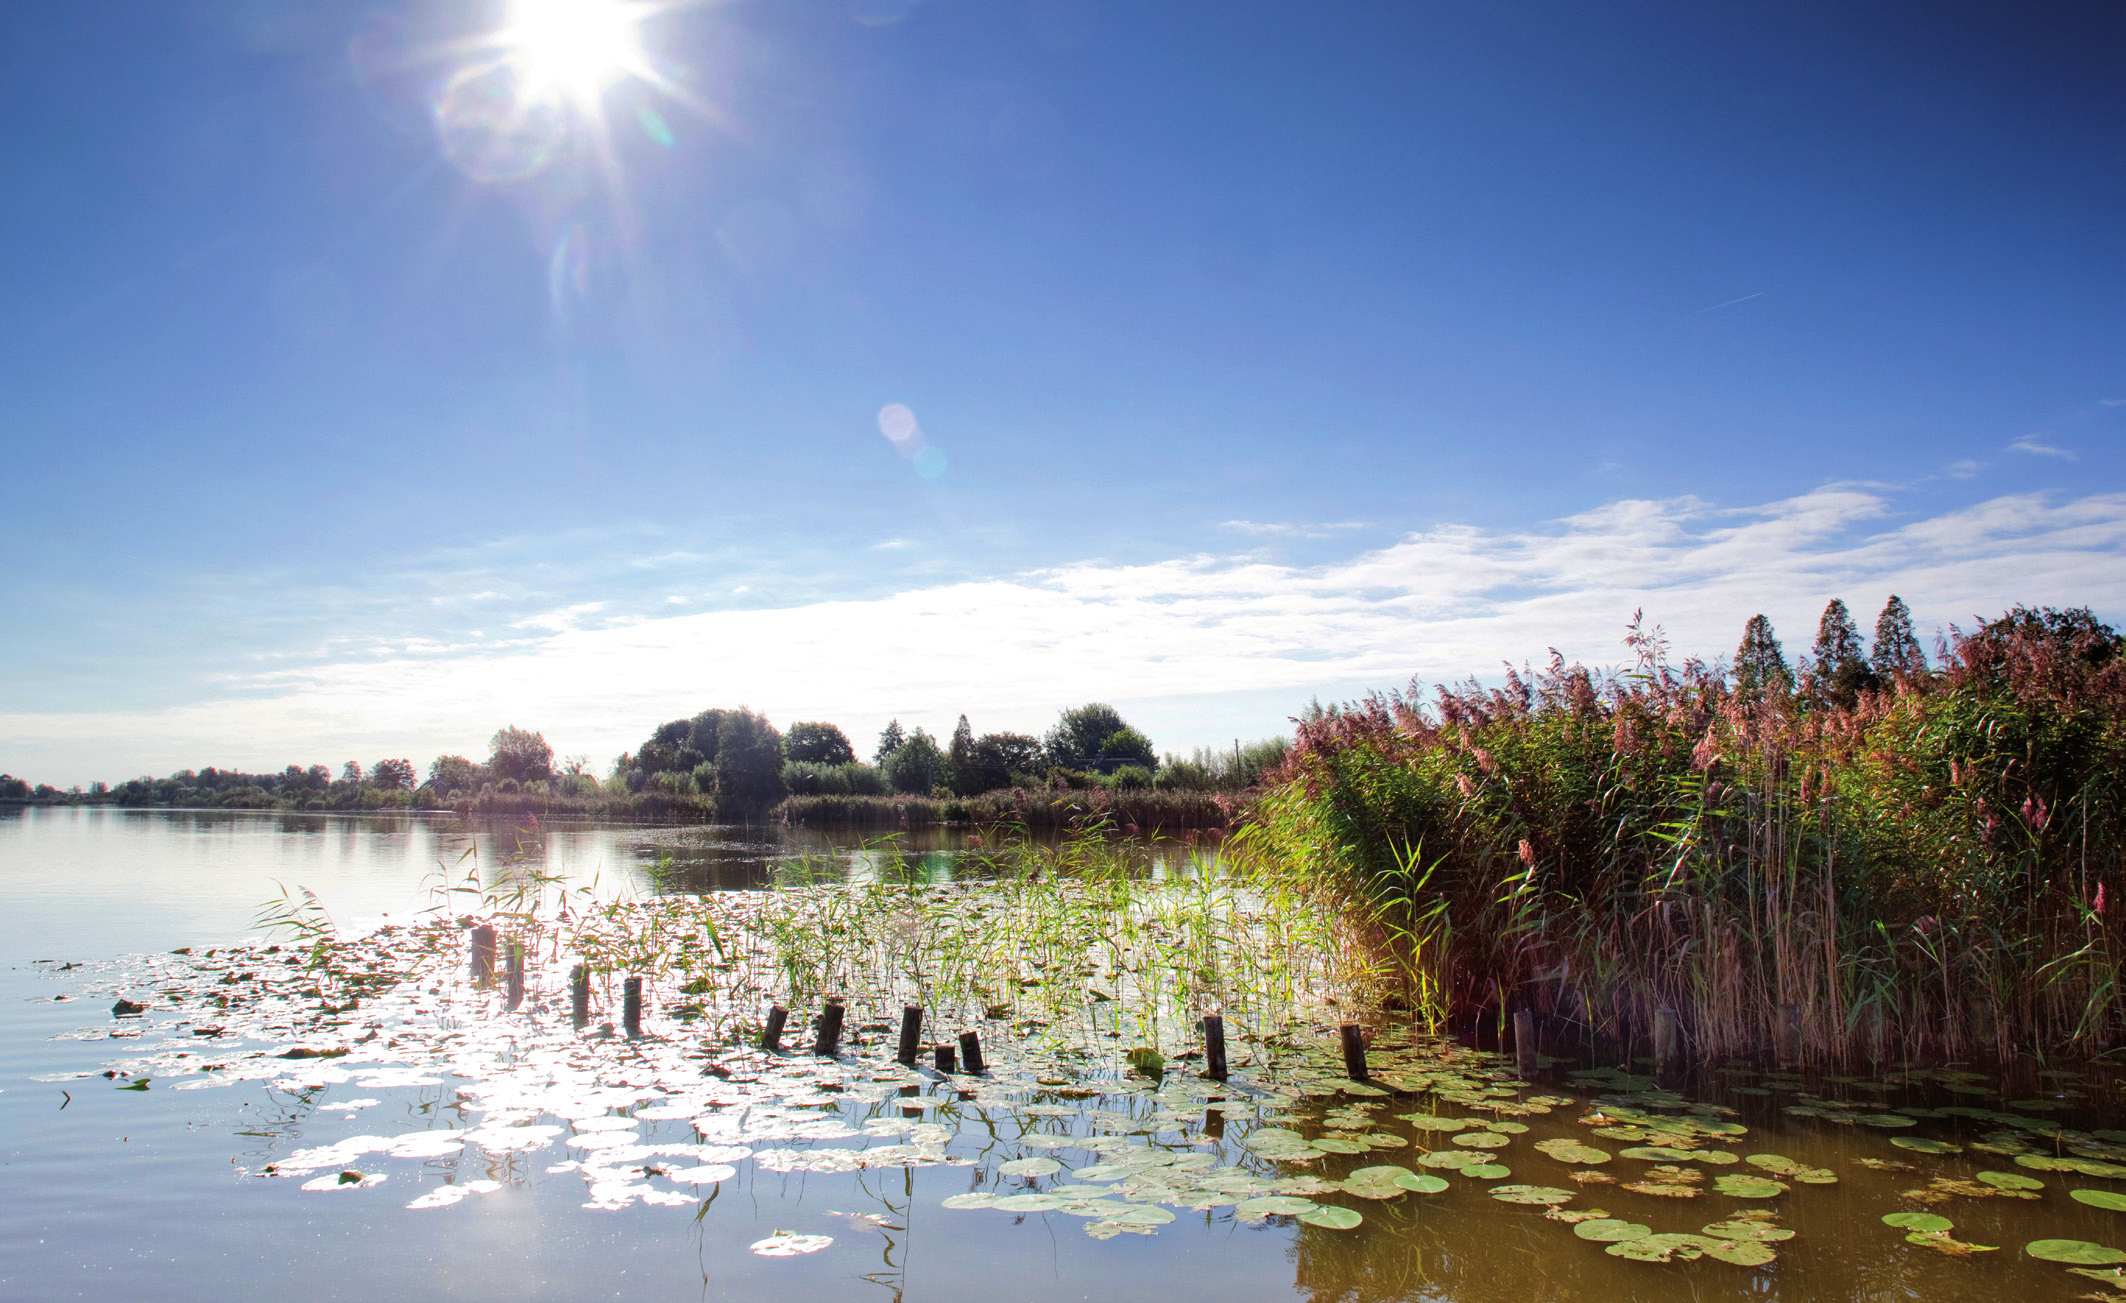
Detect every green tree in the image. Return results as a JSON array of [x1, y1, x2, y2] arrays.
[[1808, 599, 1875, 708], [340, 760, 364, 787], [945, 715, 978, 796], [371, 758, 416, 792], [883, 727, 943, 794], [488, 726, 555, 783], [1099, 726, 1158, 771], [1872, 594, 1927, 679], [1044, 703, 1132, 770], [426, 755, 480, 798], [711, 708, 786, 816], [1733, 614, 1792, 701], [967, 732, 1044, 792], [875, 719, 907, 766], [786, 721, 857, 766]]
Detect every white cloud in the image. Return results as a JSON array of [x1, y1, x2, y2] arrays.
[[6, 488, 2124, 785], [1219, 520, 1367, 539], [2009, 436, 2076, 460]]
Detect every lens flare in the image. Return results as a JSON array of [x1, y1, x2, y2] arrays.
[[501, 0, 649, 109]]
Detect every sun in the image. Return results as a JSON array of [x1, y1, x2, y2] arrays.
[[500, 0, 650, 109]]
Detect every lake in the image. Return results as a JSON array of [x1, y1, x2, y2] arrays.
[[3, 805, 2123, 1302]]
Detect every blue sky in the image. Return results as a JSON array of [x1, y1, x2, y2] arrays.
[[2, 0, 2120, 784]]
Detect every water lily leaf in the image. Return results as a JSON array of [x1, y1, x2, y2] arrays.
[[1976, 1170, 2045, 1191], [1488, 1184, 1575, 1205], [1882, 1212, 1953, 1232], [1608, 1232, 1715, 1262], [2072, 1189, 2126, 1212], [1535, 1139, 1611, 1165], [749, 1232, 833, 1257], [1703, 1238, 1778, 1266], [1703, 1219, 1795, 1242], [992, 1193, 1071, 1212], [1106, 1205, 1175, 1225], [999, 1157, 1062, 1178], [1855, 1114, 1917, 1128], [941, 1193, 999, 1209], [2072, 1160, 2126, 1179], [1419, 1150, 1481, 1169], [2027, 1239, 2126, 1265], [1452, 1132, 1512, 1149], [1464, 1164, 1511, 1180], [1620, 1146, 1700, 1162], [1394, 1173, 1450, 1194], [1237, 1195, 1319, 1217], [1298, 1205, 1364, 1229], [1890, 1137, 1962, 1154], [1905, 1231, 1998, 1256], [1712, 1175, 1788, 1199], [1401, 1116, 1470, 1132], [1312, 1137, 1371, 1154], [1573, 1218, 1652, 1242]]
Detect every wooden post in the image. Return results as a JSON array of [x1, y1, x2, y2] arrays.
[[570, 963, 590, 1029], [813, 1002, 845, 1056], [470, 925, 495, 984], [1654, 1007, 1679, 1075], [623, 977, 643, 1038], [505, 941, 524, 1011], [761, 1005, 788, 1052], [1513, 1009, 1536, 1073], [1775, 1003, 1800, 1068], [895, 1004, 923, 1067], [1968, 996, 1995, 1056], [935, 1042, 957, 1073], [1203, 1014, 1229, 1080], [1339, 1022, 1368, 1081], [1202, 1099, 1226, 1140], [957, 1030, 985, 1074]]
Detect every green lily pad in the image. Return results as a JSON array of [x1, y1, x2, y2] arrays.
[[1464, 1163, 1510, 1180], [2073, 1189, 2126, 1212], [2072, 1160, 2126, 1179], [1297, 1205, 1363, 1229], [1394, 1173, 1450, 1194], [1703, 1238, 1779, 1266], [1534, 1138, 1611, 1165], [1620, 1146, 1699, 1162], [1311, 1137, 1371, 1154], [1573, 1218, 1652, 1243], [1882, 1212, 1953, 1232], [1890, 1137, 1962, 1154], [1419, 1150, 1481, 1169], [941, 1192, 999, 1209], [1712, 1174, 1788, 1199], [1236, 1195, 1320, 1217], [1608, 1232, 1717, 1262], [1702, 1219, 1795, 1242], [1488, 1184, 1574, 1205], [1976, 1170, 2045, 1191], [1453, 1131, 1511, 1149], [2026, 1239, 2126, 1265], [993, 1193, 1071, 1212], [1401, 1116, 1469, 1132], [1855, 1114, 1917, 1128], [999, 1157, 1062, 1178]]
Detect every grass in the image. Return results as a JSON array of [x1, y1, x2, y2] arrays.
[[1240, 606, 2125, 1066]]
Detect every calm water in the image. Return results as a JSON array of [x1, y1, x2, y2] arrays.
[[3, 806, 2122, 1302]]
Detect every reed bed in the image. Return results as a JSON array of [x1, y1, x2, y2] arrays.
[[1241, 608, 2125, 1066], [777, 789, 1244, 833]]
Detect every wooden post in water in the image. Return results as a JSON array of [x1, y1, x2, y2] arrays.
[[622, 977, 643, 1038], [957, 1030, 985, 1074], [1512, 1009, 1537, 1074], [470, 925, 495, 984], [570, 963, 590, 1029], [1968, 996, 1996, 1056], [761, 1005, 788, 1052], [1203, 1014, 1229, 1080], [935, 1042, 957, 1073], [1774, 1003, 1800, 1069], [895, 1004, 924, 1067], [1654, 1007, 1679, 1075], [505, 941, 524, 1011], [1339, 1022, 1368, 1080], [813, 1002, 845, 1056]]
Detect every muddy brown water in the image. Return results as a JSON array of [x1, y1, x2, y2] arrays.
[[3, 806, 2121, 1302]]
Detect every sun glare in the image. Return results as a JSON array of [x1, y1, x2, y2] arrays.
[[502, 0, 649, 108]]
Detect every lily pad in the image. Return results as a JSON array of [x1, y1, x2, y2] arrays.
[[1535, 1139, 1611, 1165], [1882, 1212, 1953, 1232], [1889, 1137, 1962, 1155], [1452, 1131, 1511, 1149], [1703, 1238, 1779, 1266], [1236, 1195, 1319, 1217], [2073, 1189, 2126, 1212], [999, 1157, 1063, 1178], [750, 1232, 833, 1257], [1394, 1173, 1450, 1194], [1976, 1170, 2045, 1191], [1712, 1175, 1788, 1199], [992, 1193, 1071, 1212], [2027, 1239, 2126, 1265], [1702, 1219, 1795, 1242], [1489, 1184, 1575, 1205], [1573, 1218, 1652, 1242], [1298, 1205, 1364, 1229], [941, 1192, 999, 1209], [1607, 1232, 1718, 1262], [1464, 1163, 1511, 1180]]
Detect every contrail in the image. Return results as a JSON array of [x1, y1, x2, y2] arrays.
[[1685, 291, 1765, 316]]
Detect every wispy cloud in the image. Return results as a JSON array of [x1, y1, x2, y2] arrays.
[[7, 489, 2124, 784], [1945, 460, 1981, 480], [2009, 436, 2076, 460], [1219, 520, 1367, 539]]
